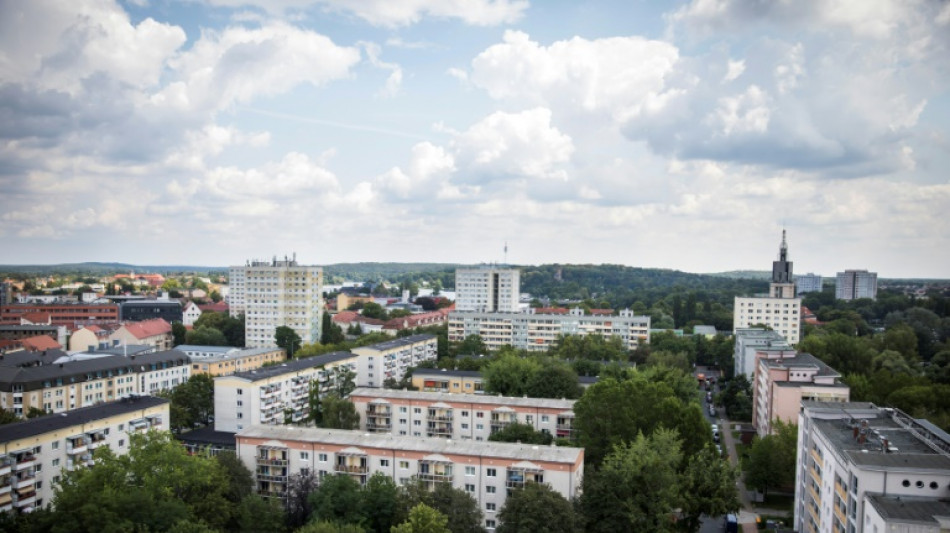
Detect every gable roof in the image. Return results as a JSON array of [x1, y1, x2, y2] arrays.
[[120, 318, 172, 339], [19, 335, 61, 351]]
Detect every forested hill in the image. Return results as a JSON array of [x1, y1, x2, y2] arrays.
[[517, 264, 767, 309]]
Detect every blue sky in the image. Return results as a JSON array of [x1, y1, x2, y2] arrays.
[[1, 0, 948, 277]]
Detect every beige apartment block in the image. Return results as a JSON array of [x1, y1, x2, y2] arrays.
[[0, 396, 168, 512], [411, 369, 485, 395], [236, 425, 583, 531], [795, 402, 950, 533], [352, 334, 438, 388], [185, 347, 286, 377], [214, 351, 358, 433], [349, 388, 577, 441]]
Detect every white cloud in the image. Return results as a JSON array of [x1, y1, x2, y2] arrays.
[[710, 85, 771, 135], [723, 59, 745, 82]]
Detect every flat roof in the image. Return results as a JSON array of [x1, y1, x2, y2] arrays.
[[0, 349, 190, 391], [193, 347, 284, 364], [227, 351, 355, 382], [814, 413, 950, 471], [349, 387, 576, 410], [0, 396, 168, 443], [237, 425, 583, 464], [866, 494, 950, 525], [176, 426, 237, 448], [760, 352, 841, 378], [352, 334, 436, 352]]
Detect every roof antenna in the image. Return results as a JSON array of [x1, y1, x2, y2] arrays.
[[504, 241, 508, 266]]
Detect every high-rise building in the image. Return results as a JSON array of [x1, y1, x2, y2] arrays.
[[455, 267, 520, 312], [794, 402, 950, 533], [733, 232, 803, 345], [796, 273, 823, 295], [835, 269, 878, 300], [230, 256, 324, 349]]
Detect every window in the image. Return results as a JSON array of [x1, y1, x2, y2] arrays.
[[462, 423, 469, 429], [399, 460, 409, 469], [400, 407, 407, 413], [486, 519, 496, 528], [237, 412, 243, 419], [52, 441, 59, 450], [119, 439, 125, 447], [487, 468, 497, 477], [52, 458, 60, 467], [300, 452, 310, 460], [465, 484, 475, 493], [237, 389, 243, 395], [414, 408, 421, 414], [465, 466, 476, 476], [380, 459, 390, 467], [541, 415, 549, 423], [319, 453, 328, 462], [486, 485, 496, 493], [461, 411, 469, 417], [237, 400, 243, 406], [476, 412, 484, 418], [486, 503, 496, 511], [476, 424, 484, 430]]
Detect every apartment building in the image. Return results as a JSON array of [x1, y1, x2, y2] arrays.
[[0, 396, 168, 512], [411, 369, 485, 395], [448, 307, 650, 352], [213, 351, 357, 433], [733, 328, 797, 380], [228, 266, 246, 317], [797, 273, 823, 295], [0, 303, 119, 327], [118, 298, 183, 323], [455, 267, 520, 313], [753, 351, 849, 437], [0, 349, 190, 416], [836, 270, 879, 301], [349, 388, 577, 441], [352, 334, 438, 388], [794, 402, 950, 533], [733, 232, 802, 345], [187, 347, 286, 377], [229, 256, 324, 349], [0, 325, 68, 348], [235, 425, 584, 530], [109, 318, 173, 351]]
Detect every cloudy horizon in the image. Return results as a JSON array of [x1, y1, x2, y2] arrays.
[[1, 0, 948, 278]]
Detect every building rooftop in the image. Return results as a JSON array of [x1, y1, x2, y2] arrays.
[[352, 334, 437, 352], [866, 494, 950, 526], [237, 425, 583, 464], [0, 349, 190, 391], [350, 387, 576, 410], [760, 351, 842, 378], [412, 368, 483, 378], [812, 405, 950, 471], [175, 345, 239, 354], [176, 426, 237, 448], [227, 351, 355, 382], [0, 396, 168, 443], [190, 347, 284, 364]]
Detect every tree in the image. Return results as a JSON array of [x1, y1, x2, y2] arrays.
[[276, 326, 303, 357], [172, 321, 187, 346], [209, 290, 223, 303], [455, 335, 487, 357], [309, 474, 367, 527], [0, 408, 19, 425], [488, 423, 553, 445], [361, 473, 404, 533], [235, 494, 286, 533], [483, 354, 541, 396], [391, 503, 450, 533], [164, 373, 214, 432], [579, 429, 682, 533], [398, 480, 484, 533], [323, 313, 345, 345], [286, 470, 321, 529], [744, 420, 797, 498], [497, 482, 575, 533], [362, 302, 388, 321], [51, 431, 232, 532], [524, 361, 582, 399], [297, 522, 367, 533], [678, 446, 740, 532], [186, 325, 228, 346], [319, 393, 360, 430]]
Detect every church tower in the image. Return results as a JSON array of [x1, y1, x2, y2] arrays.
[[770, 230, 796, 298]]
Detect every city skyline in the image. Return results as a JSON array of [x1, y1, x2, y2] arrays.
[[1, 1, 948, 278]]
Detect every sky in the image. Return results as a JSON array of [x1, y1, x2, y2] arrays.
[[1, 0, 949, 278]]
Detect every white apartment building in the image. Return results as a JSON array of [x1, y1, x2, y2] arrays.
[[352, 334, 438, 388], [230, 256, 324, 349], [349, 388, 577, 441], [0, 350, 190, 416], [733, 232, 802, 345], [733, 328, 797, 380], [797, 273, 823, 295], [0, 396, 168, 512], [455, 267, 520, 313], [795, 402, 950, 533], [214, 351, 357, 433], [835, 270, 878, 301], [228, 266, 246, 316], [236, 425, 584, 530], [449, 308, 650, 352]]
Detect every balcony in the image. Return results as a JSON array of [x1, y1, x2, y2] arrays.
[[506, 468, 544, 489], [810, 448, 824, 469], [14, 455, 35, 470], [14, 492, 35, 508], [67, 437, 89, 455], [0, 483, 10, 496], [15, 476, 35, 490], [0, 460, 10, 477]]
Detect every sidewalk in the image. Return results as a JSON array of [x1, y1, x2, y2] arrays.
[[719, 414, 790, 524]]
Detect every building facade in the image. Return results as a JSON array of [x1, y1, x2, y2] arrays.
[[0, 303, 119, 327], [187, 347, 286, 377], [796, 273, 823, 295], [235, 425, 584, 531], [752, 351, 849, 436], [109, 318, 174, 351], [835, 270, 878, 301], [449, 308, 650, 352], [0, 396, 168, 512], [733, 232, 802, 345], [118, 299, 183, 323], [349, 388, 577, 441], [733, 328, 796, 380], [352, 334, 438, 388], [455, 267, 520, 313], [229, 257, 324, 349], [794, 402, 950, 533], [0, 350, 190, 417], [411, 369, 486, 395], [213, 351, 357, 433]]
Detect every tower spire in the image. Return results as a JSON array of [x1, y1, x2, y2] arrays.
[[772, 230, 793, 284]]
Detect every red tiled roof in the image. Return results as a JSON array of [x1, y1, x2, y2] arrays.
[[383, 308, 451, 330], [332, 311, 360, 323], [20, 335, 61, 351], [535, 307, 569, 314], [120, 318, 172, 339], [20, 312, 52, 324], [197, 301, 229, 313]]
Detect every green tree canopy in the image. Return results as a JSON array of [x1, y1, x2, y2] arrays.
[[496, 482, 575, 533], [319, 393, 360, 430], [390, 503, 450, 533], [488, 422, 553, 445], [276, 326, 303, 356], [483, 354, 541, 397]]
